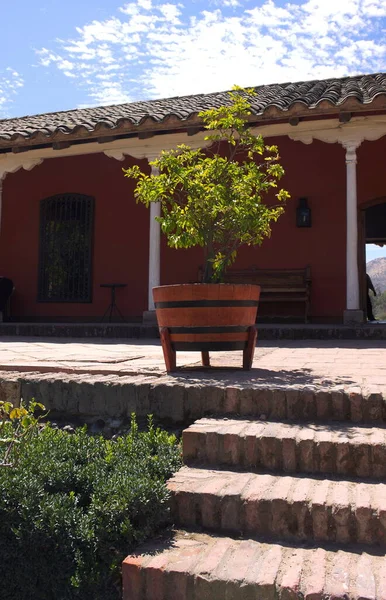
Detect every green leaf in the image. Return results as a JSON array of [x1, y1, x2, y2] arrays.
[[10, 408, 21, 419], [21, 415, 33, 428]]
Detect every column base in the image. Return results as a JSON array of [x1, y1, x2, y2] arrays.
[[343, 309, 364, 325], [143, 310, 158, 325]]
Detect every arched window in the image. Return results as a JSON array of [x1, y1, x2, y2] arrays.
[[38, 193, 94, 302]]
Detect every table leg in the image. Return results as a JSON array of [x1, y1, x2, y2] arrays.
[[201, 351, 210, 367]]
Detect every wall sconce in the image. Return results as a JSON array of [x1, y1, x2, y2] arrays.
[[296, 197, 312, 228]]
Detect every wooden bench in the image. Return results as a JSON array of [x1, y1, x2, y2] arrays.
[[223, 266, 312, 323]]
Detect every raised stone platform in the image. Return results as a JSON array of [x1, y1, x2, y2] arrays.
[[0, 337, 385, 424], [1, 334, 386, 598]]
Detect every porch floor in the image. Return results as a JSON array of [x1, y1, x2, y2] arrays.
[[1, 335, 385, 395]]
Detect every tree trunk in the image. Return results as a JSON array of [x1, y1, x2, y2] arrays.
[[202, 231, 215, 283]]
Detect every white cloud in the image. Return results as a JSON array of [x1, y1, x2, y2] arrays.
[[138, 0, 153, 8], [36, 0, 386, 108], [158, 3, 182, 23], [336, 39, 385, 67], [0, 68, 24, 117], [57, 59, 75, 71], [363, 0, 386, 16], [211, 0, 241, 6]]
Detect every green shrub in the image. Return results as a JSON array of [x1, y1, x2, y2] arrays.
[[373, 289, 386, 320], [0, 415, 182, 600]]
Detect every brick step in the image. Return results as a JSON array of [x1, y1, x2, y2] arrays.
[[183, 418, 386, 479], [123, 530, 386, 600], [168, 467, 386, 547], [216, 387, 386, 425]]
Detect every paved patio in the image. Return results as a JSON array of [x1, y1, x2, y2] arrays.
[[1, 336, 386, 394]]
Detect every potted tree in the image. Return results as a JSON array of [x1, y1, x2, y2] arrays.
[[124, 88, 289, 372]]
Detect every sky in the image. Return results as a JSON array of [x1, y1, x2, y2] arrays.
[[0, 0, 386, 119], [367, 244, 386, 262]]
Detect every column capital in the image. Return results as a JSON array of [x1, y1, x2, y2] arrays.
[[147, 152, 161, 163], [342, 139, 361, 163]]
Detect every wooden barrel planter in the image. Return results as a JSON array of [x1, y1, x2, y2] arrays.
[[153, 283, 260, 372]]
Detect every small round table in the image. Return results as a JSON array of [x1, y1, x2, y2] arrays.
[[100, 283, 127, 322]]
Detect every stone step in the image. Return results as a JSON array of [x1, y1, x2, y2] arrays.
[[183, 418, 386, 479], [6, 369, 385, 425], [123, 530, 386, 600], [3, 322, 386, 340], [168, 467, 386, 547]]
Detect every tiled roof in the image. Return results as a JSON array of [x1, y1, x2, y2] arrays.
[[1, 73, 386, 146]]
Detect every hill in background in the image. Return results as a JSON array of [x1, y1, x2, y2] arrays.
[[367, 257, 386, 293]]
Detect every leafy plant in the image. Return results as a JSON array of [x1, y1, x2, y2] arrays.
[[373, 289, 386, 319], [0, 399, 46, 467], [124, 87, 290, 282], [0, 414, 182, 600]]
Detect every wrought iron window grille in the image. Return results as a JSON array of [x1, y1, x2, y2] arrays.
[[38, 193, 94, 303]]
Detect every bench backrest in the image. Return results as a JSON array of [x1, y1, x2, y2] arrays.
[[223, 267, 311, 289]]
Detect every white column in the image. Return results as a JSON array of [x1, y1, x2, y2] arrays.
[[343, 141, 363, 323], [147, 165, 161, 312]]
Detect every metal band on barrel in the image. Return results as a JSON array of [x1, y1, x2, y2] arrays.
[[155, 300, 259, 308]]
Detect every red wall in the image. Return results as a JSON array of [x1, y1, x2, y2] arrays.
[[358, 137, 386, 206], [3, 134, 384, 322], [0, 152, 150, 319]]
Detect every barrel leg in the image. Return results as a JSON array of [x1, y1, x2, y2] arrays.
[[201, 351, 210, 367], [160, 327, 177, 372], [243, 325, 257, 370]]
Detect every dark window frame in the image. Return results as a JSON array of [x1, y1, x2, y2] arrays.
[[38, 193, 95, 303]]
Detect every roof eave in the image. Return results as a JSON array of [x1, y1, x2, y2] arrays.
[[2, 95, 386, 154]]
